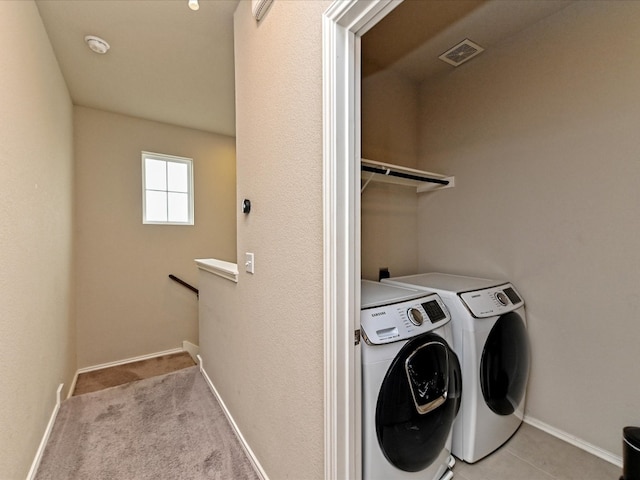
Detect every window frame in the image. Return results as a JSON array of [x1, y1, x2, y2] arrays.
[[141, 151, 194, 225]]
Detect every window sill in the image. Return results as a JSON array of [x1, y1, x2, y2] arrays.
[[195, 258, 239, 283]]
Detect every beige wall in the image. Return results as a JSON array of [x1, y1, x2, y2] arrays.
[[415, 1, 640, 457], [361, 181, 419, 281], [74, 107, 236, 368], [0, 1, 75, 478], [362, 69, 419, 168], [198, 1, 330, 478], [361, 70, 420, 280]]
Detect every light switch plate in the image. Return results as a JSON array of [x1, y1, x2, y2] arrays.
[[245, 252, 255, 274]]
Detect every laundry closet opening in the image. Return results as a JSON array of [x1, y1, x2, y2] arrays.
[[358, 0, 637, 470]]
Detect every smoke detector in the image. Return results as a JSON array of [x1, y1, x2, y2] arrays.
[[84, 35, 110, 55], [252, 0, 273, 21], [438, 39, 484, 67]]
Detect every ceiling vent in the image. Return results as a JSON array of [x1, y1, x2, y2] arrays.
[[438, 39, 484, 67]]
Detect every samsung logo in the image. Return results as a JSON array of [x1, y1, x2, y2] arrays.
[[371, 312, 386, 317]]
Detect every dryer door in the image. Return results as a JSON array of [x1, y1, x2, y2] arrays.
[[376, 332, 461, 472], [480, 311, 530, 415]]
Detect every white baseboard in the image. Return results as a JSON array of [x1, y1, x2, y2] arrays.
[[27, 384, 63, 480], [524, 415, 622, 467], [67, 370, 79, 400], [197, 355, 269, 480], [76, 347, 185, 375], [182, 340, 200, 364]]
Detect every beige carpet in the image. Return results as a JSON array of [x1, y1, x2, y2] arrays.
[[35, 366, 260, 480], [73, 351, 196, 396]]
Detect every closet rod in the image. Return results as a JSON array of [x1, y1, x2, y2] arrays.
[[361, 165, 450, 185]]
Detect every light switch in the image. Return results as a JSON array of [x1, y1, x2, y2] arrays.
[[245, 252, 255, 274]]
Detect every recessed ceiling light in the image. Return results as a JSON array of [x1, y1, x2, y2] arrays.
[[188, 0, 199, 11], [84, 35, 110, 55]]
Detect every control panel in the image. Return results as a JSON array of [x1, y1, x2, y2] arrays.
[[360, 293, 450, 345], [458, 283, 523, 318]]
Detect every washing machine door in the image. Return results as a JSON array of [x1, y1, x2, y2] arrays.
[[376, 332, 461, 472], [480, 311, 530, 415]]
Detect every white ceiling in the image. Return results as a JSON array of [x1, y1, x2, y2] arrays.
[[36, 0, 239, 137], [35, 0, 573, 138]]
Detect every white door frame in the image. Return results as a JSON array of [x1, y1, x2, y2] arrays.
[[322, 1, 402, 478]]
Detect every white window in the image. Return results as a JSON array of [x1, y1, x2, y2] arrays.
[[142, 152, 194, 225]]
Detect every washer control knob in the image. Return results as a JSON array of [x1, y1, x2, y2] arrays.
[[496, 292, 509, 306], [407, 307, 424, 326]]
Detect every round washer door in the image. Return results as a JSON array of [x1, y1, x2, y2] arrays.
[[480, 311, 530, 415], [376, 332, 461, 472]]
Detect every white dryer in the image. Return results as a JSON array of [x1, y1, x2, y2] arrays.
[[383, 273, 530, 464], [361, 280, 461, 480]]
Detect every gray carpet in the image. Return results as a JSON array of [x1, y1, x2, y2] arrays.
[[35, 366, 260, 480]]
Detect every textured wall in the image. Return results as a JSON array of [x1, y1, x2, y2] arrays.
[[361, 69, 421, 280], [74, 107, 236, 368], [199, 1, 329, 478], [0, 1, 75, 477], [416, 1, 640, 458], [362, 68, 420, 168]]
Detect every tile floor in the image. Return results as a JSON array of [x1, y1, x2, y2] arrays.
[[454, 423, 621, 480]]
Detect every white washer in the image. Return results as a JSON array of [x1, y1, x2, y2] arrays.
[[383, 273, 530, 464], [361, 280, 461, 480]]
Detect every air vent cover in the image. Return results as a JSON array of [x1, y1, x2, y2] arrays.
[[439, 39, 484, 67]]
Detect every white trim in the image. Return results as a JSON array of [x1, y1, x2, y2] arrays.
[[195, 258, 239, 283], [75, 347, 185, 375], [197, 355, 268, 480], [182, 340, 200, 364], [141, 151, 195, 225], [67, 371, 79, 400], [27, 384, 64, 480], [322, 2, 401, 479], [524, 416, 622, 467]]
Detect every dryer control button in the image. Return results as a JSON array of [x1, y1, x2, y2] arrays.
[[496, 292, 509, 306], [407, 307, 424, 326]]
